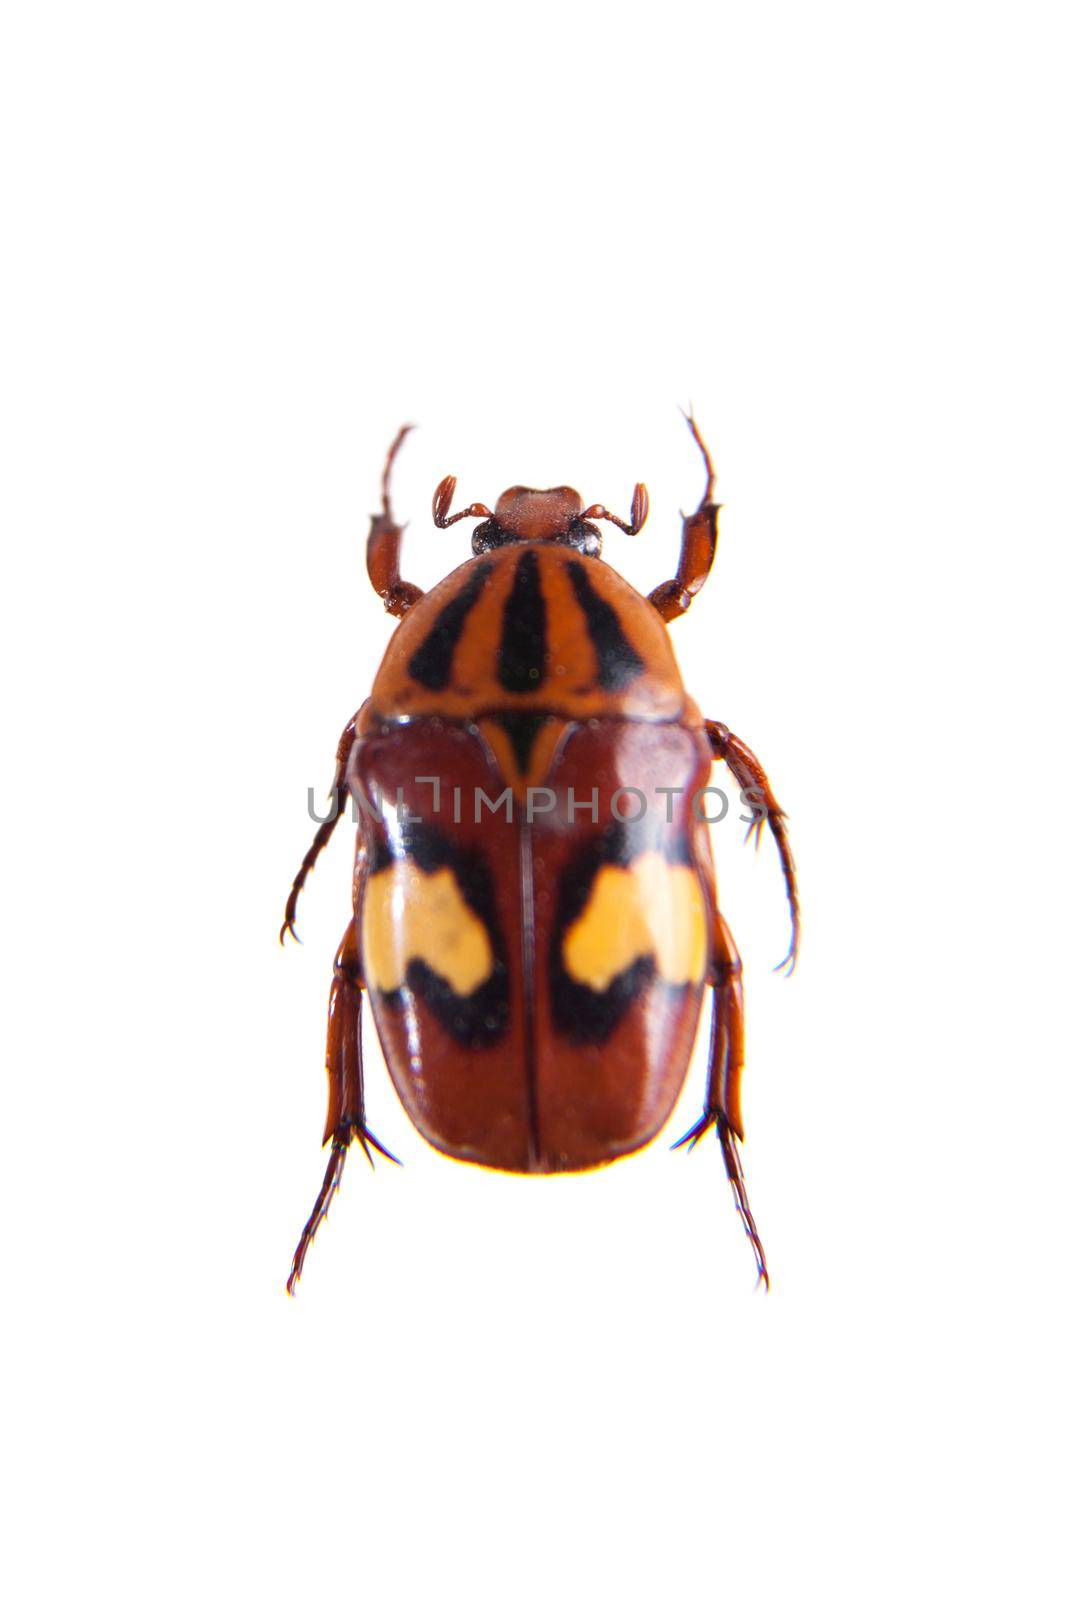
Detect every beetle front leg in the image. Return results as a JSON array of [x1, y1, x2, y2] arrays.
[[672, 912, 769, 1290], [706, 719, 800, 975], [365, 424, 424, 618], [287, 913, 399, 1295], [647, 412, 720, 622]]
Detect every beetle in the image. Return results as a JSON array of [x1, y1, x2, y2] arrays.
[[280, 416, 798, 1292]]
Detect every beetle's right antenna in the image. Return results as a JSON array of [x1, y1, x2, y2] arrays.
[[433, 476, 492, 528]]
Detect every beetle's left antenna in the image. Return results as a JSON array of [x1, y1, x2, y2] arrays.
[[580, 481, 649, 536]]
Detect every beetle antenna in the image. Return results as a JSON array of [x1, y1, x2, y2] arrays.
[[433, 476, 493, 529], [580, 482, 649, 536]]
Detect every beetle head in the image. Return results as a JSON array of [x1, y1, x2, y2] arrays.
[[432, 477, 649, 556]]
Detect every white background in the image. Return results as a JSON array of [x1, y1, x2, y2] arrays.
[[2, 3, 1064, 1596]]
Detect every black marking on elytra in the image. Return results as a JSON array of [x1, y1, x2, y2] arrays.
[[566, 816, 691, 871], [498, 549, 547, 694], [398, 961, 510, 1047], [549, 819, 694, 1043], [565, 560, 645, 691], [408, 560, 493, 690], [367, 819, 510, 1047], [492, 711, 549, 774], [552, 955, 658, 1044]]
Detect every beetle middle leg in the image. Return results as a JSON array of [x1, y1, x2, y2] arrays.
[[287, 914, 399, 1295], [672, 911, 770, 1290], [279, 704, 368, 945], [705, 718, 799, 974]]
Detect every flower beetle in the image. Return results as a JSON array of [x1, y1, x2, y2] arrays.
[[280, 417, 798, 1292]]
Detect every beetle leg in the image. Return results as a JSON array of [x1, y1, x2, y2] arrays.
[[647, 412, 720, 622], [287, 913, 399, 1295], [279, 706, 367, 945], [366, 424, 424, 618], [672, 913, 769, 1290], [705, 719, 799, 975]]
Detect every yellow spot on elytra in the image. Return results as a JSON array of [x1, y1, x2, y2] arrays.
[[363, 861, 493, 997], [563, 853, 707, 991]]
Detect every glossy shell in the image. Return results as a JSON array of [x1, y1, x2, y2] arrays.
[[366, 542, 689, 725], [350, 716, 714, 1172]]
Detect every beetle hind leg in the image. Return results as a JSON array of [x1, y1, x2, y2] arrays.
[[672, 911, 770, 1290], [287, 1135, 350, 1296], [287, 917, 399, 1296], [715, 1123, 769, 1293]]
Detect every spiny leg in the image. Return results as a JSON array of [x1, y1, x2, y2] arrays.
[[365, 424, 424, 618], [673, 912, 769, 1290], [647, 411, 720, 622], [705, 718, 800, 975], [716, 1122, 769, 1294], [287, 915, 399, 1295], [279, 706, 365, 945], [287, 1138, 349, 1298]]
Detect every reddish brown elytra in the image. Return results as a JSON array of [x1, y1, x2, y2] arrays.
[[280, 416, 798, 1292]]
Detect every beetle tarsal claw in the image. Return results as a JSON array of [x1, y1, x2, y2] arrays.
[[352, 1125, 402, 1168], [670, 1114, 715, 1153], [774, 943, 798, 979]]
